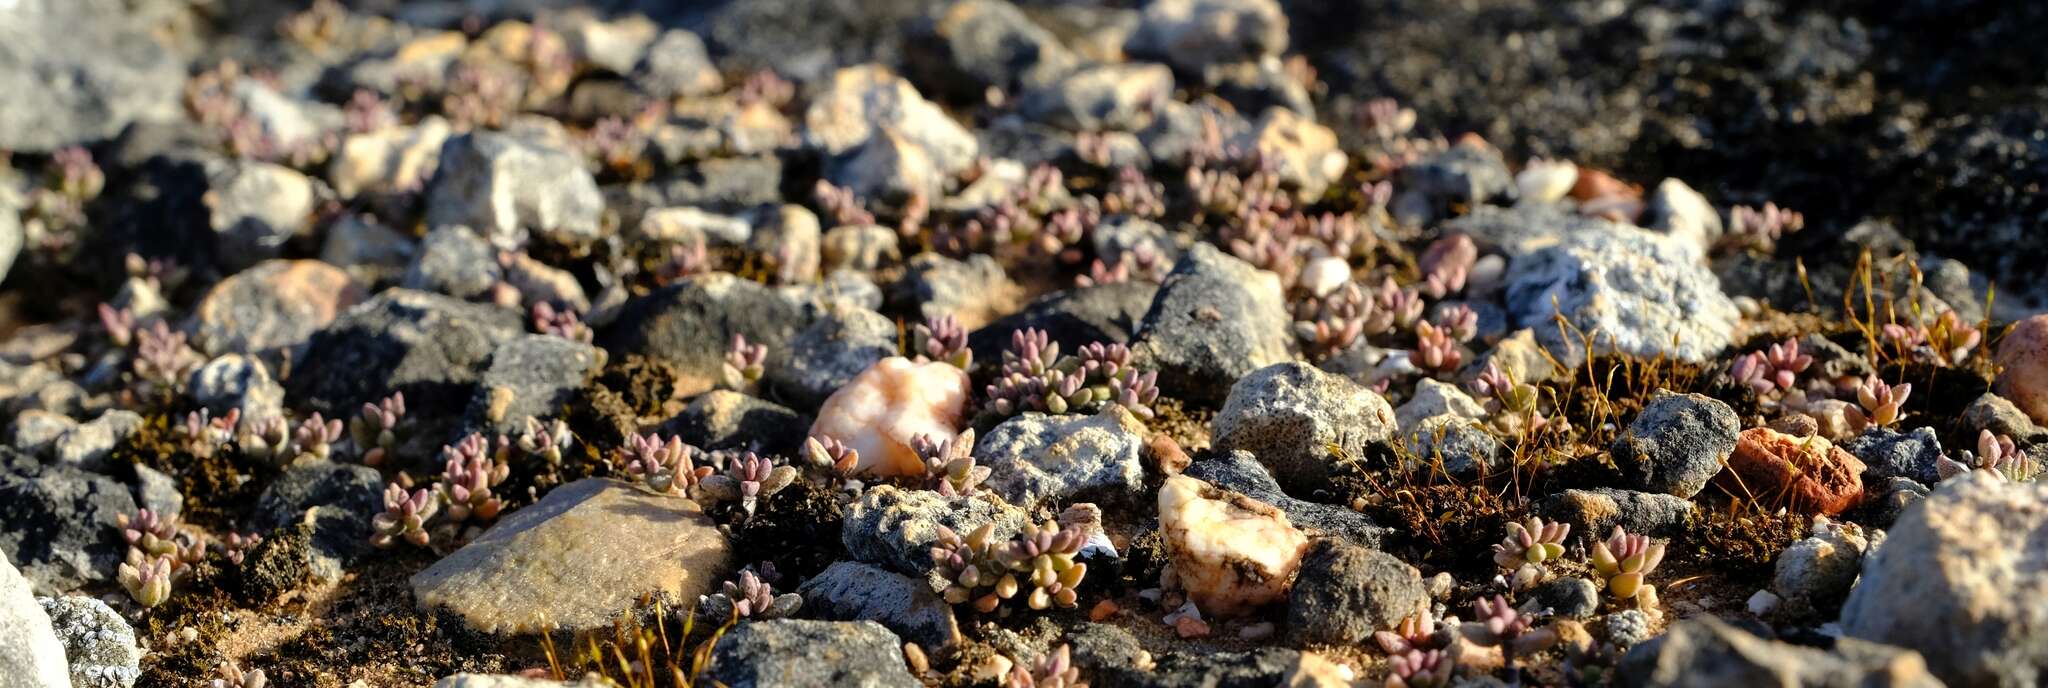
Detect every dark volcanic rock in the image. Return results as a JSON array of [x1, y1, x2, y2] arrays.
[[0, 0, 181, 152], [797, 560, 960, 651], [704, 619, 919, 688], [286, 289, 524, 420], [0, 464, 137, 593], [1286, 539, 1426, 645], [1130, 243, 1292, 405], [463, 334, 606, 438], [1610, 391, 1740, 499], [661, 390, 808, 457], [1182, 450, 1387, 548], [599, 273, 809, 397]]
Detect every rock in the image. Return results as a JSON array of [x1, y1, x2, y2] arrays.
[[1138, 100, 1249, 169], [51, 410, 142, 473], [1206, 58, 1312, 117], [413, 478, 731, 634], [464, 335, 603, 437], [1610, 391, 1739, 499], [1234, 108, 1347, 201], [434, 674, 606, 688], [1158, 475, 1310, 617], [1213, 362, 1396, 490], [664, 390, 808, 457], [1992, 314, 2048, 426], [1016, 63, 1174, 132], [599, 273, 809, 397], [907, 0, 1076, 98], [498, 252, 589, 313], [750, 204, 823, 284], [1868, 476, 1930, 529], [976, 406, 1147, 508], [0, 0, 181, 152], [1841, 474, 2048, 686], [804, 65, 979, 178], [966, 282, 1159, 364], [287, 289, 525, 420], [1125, 0, 1287, 75], [1721, 428, 1866, 516], [1606, 609, 1653, 648], [633, 29, 722, 99], [231, 81, 342, 155], [797, 560, 960, 650], [1530, 577, 1600, 619], [1182, 451, 1387, 548], [0, 464, 135, 592], [704, 620, 919, 688], [9, 411, 74, 458], [1771, 517, 1872, 620], [821, 224, 901, 273], [329, 117, 453, 198], [1644, 178, 1722, 253], [190, 259, 365, 357], [1961, 393, 2048, 445], [403, 225, 503, 300], [1540, 488, 1694, 539], [1394, 378, 1486, 432], [0, 202, 19, 286], [1131, 243, 1293, 405], [891, 253, 1023, 334], [843, 485, 1027, 578], [251, 460, 382, 582], [1840, 427, 1944, 487], [635, 206, 752, 246], [1505, 223, 1738, 363], [1395, 140, 1517, 224], [1403, 416, 1507, 479], [767, 306, 898, 411], [635, 156, 786, 212], [810, 357, 971, 478], [1286, 540, 1426, 645], [187, 354, 286, 421], [565, 15, 657, 75], [208, 162, 317, 270], [425, 131, 605, 249], [0, 552, 69, 687], [39, 595, 141, 688], [1620, 616, 1940, 688]]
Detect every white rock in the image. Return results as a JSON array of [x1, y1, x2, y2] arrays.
[[0, 553, 69, 688], [1297, 256, 1350, 297], [1157, 475, 1309, 617], [1505, 223, 1738, 363], [1515, 159, 1578, 204]]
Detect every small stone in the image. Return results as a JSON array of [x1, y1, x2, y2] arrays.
[[1213, 361, 1396, 490], [1396, 140, 1516, 224], [1841, 474, 2048, 686], [498, 251, 589, 313], [251, 460, 382, 582], [188, 354, 286, 421], [0, 552, 68, 687], [129, 465, 182, 521], [636, 206, 752, 246], [425, 131, 605, 248], [1131, 243, 1293, 405], [0, 465, 136, 592], [1840, 427, 1945, 487], [1181, 451, 1387, 548], [8, 410, 75, 458], [633, 29, 722, 98], [1506, 223, 1738, 363], [704, 620, 919, 688], [1644, 178, 1723, 253], [208, 162, 316, 270], [52, 410, 143, 473], [1541, 488, 1695, 539], [809, 358, 971, 478], [1205, 58, 1312, 117], [1531, 577, 1600, 619], [287, 289, 525, 421], [413, 478, 731, 634], [767, 305, 898, 411], [1746, 589, 1781, 617], [1721, 427, 1865, 516], [1158, 475, 1310, 617], [1771, 517, 1872, 620], [1605, 609, 1653, 647], [891, 253, 1024, 333], [1516, 160, 1578, 205], [841, 485, 1027, 578], [1610, 391, 1740, 499], [975, 406, 1148, 508], [907, 0, 1077, 97], [598, 273, 809, 397], [1396, 381, 1487, 432], [822, 225, 902, 273], [1620, 616, 1940, 688], [565, 15, 657, 75], [403, 225, 503, 300], [464, 335, 604, 437], [313, 215, 421, 286], [1960, 392, 2047, 445], [750, 204, 823, 284], [804, 65, 978, 178], [1404, 416, 1508, 480], [1233, 107, 1347, 201], [1016, 63, 1174, 132], [663, 390, 807, 458], [190, 259, 364, 357], [1868, 476, 1930, 528], [798, 561, 960, 651], [1286, 540, 1426, 645], [39, 595, 142, 688], [329, 117, 453, 198], [1125, 0, 1288, 75], [1992, 314, 2048, 426]]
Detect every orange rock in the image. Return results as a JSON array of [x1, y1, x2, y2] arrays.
[[1173, 615, 1211, 638], [1719, 427, 1865, 515], [808, 357, 970, 477], [1149, 433, 1191, 475], [1993, 314, 2048, 426], [1090, 599, 1119, 622]]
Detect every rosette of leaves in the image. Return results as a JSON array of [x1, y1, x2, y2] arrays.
[[915, 314, 973, 369], [1385, 648, 1452, 688], [349, 392, 406, 466], [931, 522, 1014, 613], [802, 435, 865, 493], [619, 433, 713, 497], [437, 434, 511, 523], [698, 452, 798, 517], [370, 483, 439, 548], [1374, 610, 1443, 655], [911, 430, 991, 498], [700, 568, 802, 622], [1005, 644, 1084, 688], [721, 333, 768, 393], [1492, 516, 1569, 570], [1459, 595, 1558, 684], [998, 520, 1088, 611], [119, 551, 174, 608], [1590, 526, 1666, 608]]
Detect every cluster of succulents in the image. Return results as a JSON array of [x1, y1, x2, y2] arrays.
[[1075, 242, 1169, 288], [985, 329, 1160, 421], [1882, 310, 1983, 366], [292, 412, 346, 461], [210, 660, 268, 688], [515, 417, 575, 469], [132, 320, 203, 395], [699, 567, 802, 622], [697, 452, 799, 518], [178, 407, 241, 459], [115, 509, 207, 607], [235, 414, 294, 465], [531, 302, 593, 344], [1730, 338, 1812, 396], [814, 179, 878, 227], [721, 333, 769, 394], [1419, 234, 1477, 299], [348, 392, 406, 467], [370, 484, 439, 549], [1102, 166, 1166, 219], [1005, 644, 1084, 688], [913, 314, 973, 370], [437, 434, 512, 524], [1459, 595, 1560, 683], [930, 520, 1089, 613], [20, 146, 104, 251], [1385, 648, 1453, 688], [1590, 527, 1667, 608], [1492, 516, 1571, 588], [801, 435, 866, 494], [1720, 202, 1805, 253], [1374, 609, 1444, 655], [1937, 430, 2040, 483], [619, 432, 714, 498], [1471, 362, 1562, 437], [1848, 374, 1912, 428], [911, 430, 991, 498]]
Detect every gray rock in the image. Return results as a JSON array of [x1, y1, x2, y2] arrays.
[[1841, 474, 2048, 686], [704, 620, 918, 688], [1287, 540, 1426, 645], [1064, 623, 1153, 685], [1620, 616, 1940, 688], [1541, 488, 1694, 539], [1213, 362, 1396, 490], [1645, 178, 1723, 253], [1182, 451, 1387, 548], [464, 335, 604, 437], [635, 206, 752, 247], [1404, 415, 1507, 479], [1961, 393, 2048, 445], [1606, 609, 1654, 648], [750, 204, 823, 284], [1529, 577, 1600, 619], [9, 410, 74, 458], [842, 486, 1028, 578], [190, 259, 366, 358], [634, 29, 722, 99], [767, 306, 897, 411], [830, 129, 943, 209], [1233, 108, 1347, 201], [0, 552, 69, 687], [1395, 378, 1486, 432], [1016, 63, 1174, 132], [320, 215, 416, 281], [0, 465, 135, 592], [287, 289, 525, 420], [39, 595, 140, 688], [1206, 58, 1313, 116], [0, 0, 181, 152], [129, 465, 182, 521], [1125, 0, 1288, 75], [662, 390, 808, 458], [1840, 427, 1945, 487], [804, 65, 979, 178], [426, 131, 605, 248], [599, 273, 809, 397], [976, 406, 1147, 508], [1395, 141, 1516, 224], [566, 15, 658, 76], [0, 201, 19, 286], [780, 270, 887, 316], [1771, 518, 1872, 620], [434, 675, 605, 688], [1610, 391, 1740, 499], [1131, 243, 1292, 404], [633, 156, 786, 212], [821, 225, 901, 273], [51, 410, 143, 473], [329, 116, 453, 199], [907, 0, 1077, 98], [1137, 100, 1249, 169], [966, 282, 1159, 364], [891, 253, 1023, 332], [1868, 476, 1929, 528], [232, 81, 342, 155], [1505, 223, 1739, 363], [797, 561, 960, 650], [208, 162, 317, 270], [188, 354, 286, 421], [404, 225, 504, 300], [251, 460, 382, 582]]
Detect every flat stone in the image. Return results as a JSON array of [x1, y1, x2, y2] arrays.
[[797, 560, 960, 650], [190, 260, 365, 357], [704, 620, 918, 688], [1621, 616, 1939, 688], [977, 406, 1148, 508]]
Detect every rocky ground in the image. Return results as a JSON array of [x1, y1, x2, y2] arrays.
[[1, 0, 2046, 686]]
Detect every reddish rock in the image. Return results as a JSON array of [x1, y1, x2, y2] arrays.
[[1993, 314, 2048, 426], [1720, 427, 1865, 515]]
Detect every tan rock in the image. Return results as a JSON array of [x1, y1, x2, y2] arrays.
[[1993, 314, 2048, 426], [1157, 475, 1310, 617], [190, 259, 364, 356], [809, 357, 970, 478]]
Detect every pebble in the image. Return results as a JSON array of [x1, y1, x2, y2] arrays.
[[425, 131, 605, 248], [704, 620, 919, 688], [766, 305, 898, 411], [598, 273, 810, 397], [840, 485, 1027, 578], [1125, 0, 1289, 75], [190, 259, 364, 357], [809, 357, 970, 478], [1619, 616, 1939, 687], [464, 334, 605, 437], [976, 406, 1148, 508], [39, 595, 142, 688], [890, 253, 1024, 332], [1213, 361, 1396, 490], [330, 117, 453, 198], [1610, 391, 1740, 499], [403, 225, 503, 300], [207, 161, 316, 270], [1505, 223, 1739, 363], [1130, 243, 1294, 405], [1992, 314, 2048, 426], [1285, 540, 1426, 645], [797, 560, 961, 651], [1157, 475, 1309, 617], [1017, 63, 1175, 133]]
